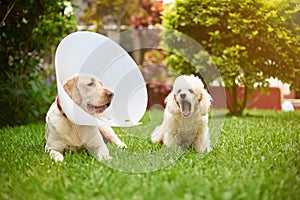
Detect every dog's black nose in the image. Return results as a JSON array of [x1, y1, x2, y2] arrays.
[[107, 91, 114, 99], [180, 93, 186, 99]]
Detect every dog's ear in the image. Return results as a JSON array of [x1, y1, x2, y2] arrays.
[[165, 92, 180, 114], [198, 89, 212, 115], [63, 75, 82, 105], [63, 75, 78, 97]]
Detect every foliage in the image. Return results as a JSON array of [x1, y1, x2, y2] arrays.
[[129, 0, 163, 28], [0, 0, 77, 126], [126, 0, 171, 101], [0, 110, 299, 199], [81, 0, 163, 32], [81, 0, 139, 33], [162, 0, 300, 115], [142, 49, 171, 84]]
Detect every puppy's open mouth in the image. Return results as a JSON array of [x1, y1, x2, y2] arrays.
[[87, 102, 111, 114], [181, 100, 191, 117]]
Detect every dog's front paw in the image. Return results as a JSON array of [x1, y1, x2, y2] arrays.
[[96, 147, 112, 161], [49, 150, 64, 162], [116, 141, 127, 149]]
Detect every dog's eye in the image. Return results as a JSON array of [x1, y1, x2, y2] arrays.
[[87, 82, 94, 87], [87, 78, 96, 86], [178, 89, 181, 94], [189, 89, 194, 93]]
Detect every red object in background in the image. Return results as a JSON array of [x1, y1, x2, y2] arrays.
[[207, 86, 227, 109], [209, 86, 282, 110], [147, 83, 171, 109], [247, 87, 281, 110]]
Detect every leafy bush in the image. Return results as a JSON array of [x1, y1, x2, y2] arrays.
[[162, 0, 300, 115], [0, 0, 77, 126]]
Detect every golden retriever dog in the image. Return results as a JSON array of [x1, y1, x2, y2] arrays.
[[151, 75, 212, 152], [45, 73, 126, 162]]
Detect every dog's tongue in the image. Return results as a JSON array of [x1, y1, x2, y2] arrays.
[[95, 105, 107, 113], [181, 101, 191, 116], [88, 104, 107, 113]]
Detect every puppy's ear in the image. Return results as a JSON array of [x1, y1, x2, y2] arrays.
[[165, 92, 180, 114], [198, 89, 212, 115]]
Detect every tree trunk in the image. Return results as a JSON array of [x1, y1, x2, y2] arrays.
[[231, 84, 239, 115], [241, 85, 249, 111], [227, 84, 249, 116]]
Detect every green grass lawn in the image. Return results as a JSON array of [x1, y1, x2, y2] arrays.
[[0, 110, 299, 200]]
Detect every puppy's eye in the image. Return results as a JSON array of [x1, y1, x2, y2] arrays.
[[178, 89, 181, 94], [189, 89, 194, 93]]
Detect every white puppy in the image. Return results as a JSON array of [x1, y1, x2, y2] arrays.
[[45, 73, 126, 162], [151, 75, 212, 152]]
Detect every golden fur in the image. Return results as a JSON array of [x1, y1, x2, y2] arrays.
[[45, 73, 126, 162]]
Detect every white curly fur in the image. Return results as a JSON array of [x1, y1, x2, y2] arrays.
[[151, 75, 212, 152]]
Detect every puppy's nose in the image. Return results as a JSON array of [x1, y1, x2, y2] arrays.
[[180, 93, 186, 99], [106, 91, 114, 99]]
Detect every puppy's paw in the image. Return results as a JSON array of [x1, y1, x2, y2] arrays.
[[151, 129, 163, 144], [196, 145, 212, 153], [206, 146, 212, 152], [151, 134, 163, 144], [49, 150, 64, 162]]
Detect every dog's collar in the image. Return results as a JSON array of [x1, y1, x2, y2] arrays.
[[56, 97, 67, 118]]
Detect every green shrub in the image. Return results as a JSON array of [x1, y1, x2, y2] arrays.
[[0, 0, 77, 126]]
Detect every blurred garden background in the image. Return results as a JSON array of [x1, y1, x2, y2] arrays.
[[1, 0, 299, 126], [1, 1, 299, 199]]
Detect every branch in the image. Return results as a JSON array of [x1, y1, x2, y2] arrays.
[[0, 1, 16, 27]]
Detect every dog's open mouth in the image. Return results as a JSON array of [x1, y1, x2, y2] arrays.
[[87, 102, 111, 114], [181, 100, 191, 117]]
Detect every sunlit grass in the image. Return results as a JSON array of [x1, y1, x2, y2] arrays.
[[0, 110, 299, 200]]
